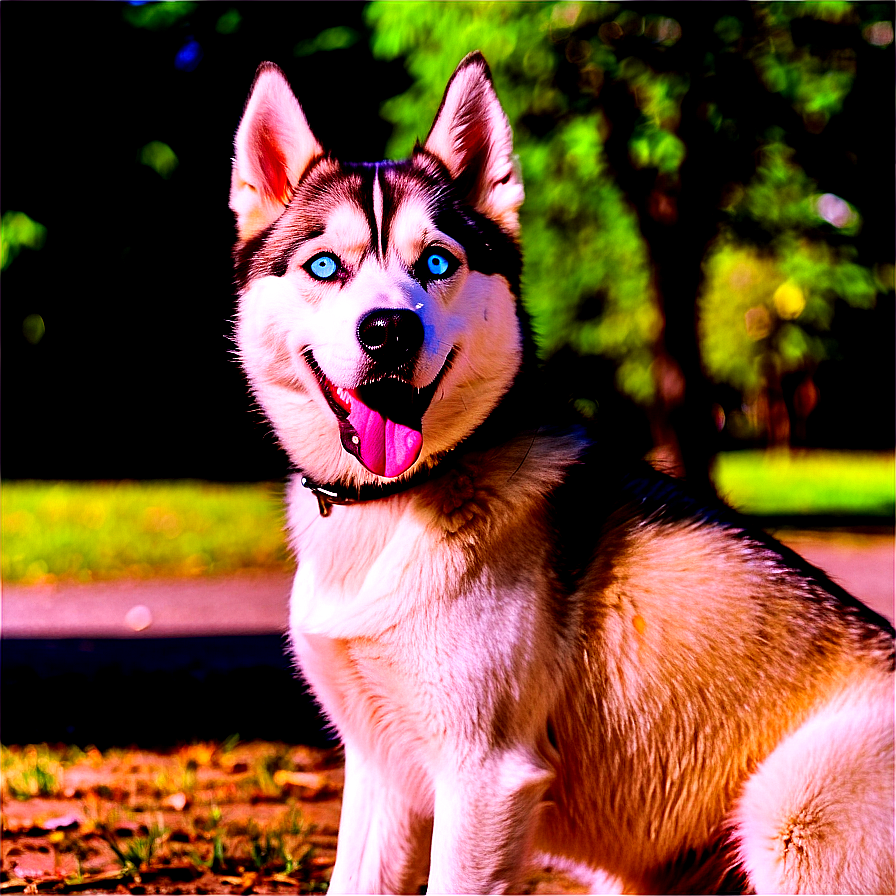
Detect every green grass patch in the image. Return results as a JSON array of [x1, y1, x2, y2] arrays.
[[3, 456, 893, 585], [1, 480, 291, 584], [1, 743, 68, 800], [712, 450, 895, 517]]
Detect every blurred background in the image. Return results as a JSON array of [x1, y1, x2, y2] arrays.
[[1, 1, 894, 743], [3, 0, 895, 483], [3, 1, 894, 483]]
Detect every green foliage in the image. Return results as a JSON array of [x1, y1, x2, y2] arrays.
[[294, 25, 360, 57], [366, 1, 891, 427], [100, 822, 168, 875], [1, 744, 66, 800], [246, 816, 312, 876], [22, 313, 46, 345], [712, 450, 895, 516], [753, 7, 856, 126], [368, 1, 659, 403], [139, 141, 179, 179], [699, 236, 876, 396], [1, 740, 333, 892], [122, 1, 196, 31], [702, 127, 879, 397], [3, 455, 889, 587], [738, 139, 821, 234], [215, 9, 241, 35], [1, 210, 46, 271], [1, 481, 290, 584], [699, 245, 782, 394]]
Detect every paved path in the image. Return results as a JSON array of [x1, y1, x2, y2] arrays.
[[1, 531, 892, 639], [1, 570, 293, 638], [772, 530, 893, 621]]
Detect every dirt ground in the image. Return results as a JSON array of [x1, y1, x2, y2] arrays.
[[3, 531, 891, 894], [0, 741, 586, 895]]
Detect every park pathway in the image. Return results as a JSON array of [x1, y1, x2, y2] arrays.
[[2, 530, 892, 639]]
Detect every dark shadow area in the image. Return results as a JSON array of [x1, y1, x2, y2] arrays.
[[0, 2, 409, 482], [0, 635, 335, 749]]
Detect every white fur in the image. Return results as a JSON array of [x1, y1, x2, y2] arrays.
[[236, 238, 522, 489], [734, 677, 895, 895], [283, 446, 575, 894], [423, 58, 524, 236], [230, 63, 322, 240], [287, 484, 895, 894]]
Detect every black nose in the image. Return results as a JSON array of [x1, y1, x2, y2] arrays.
[[357, 309, 424, 366]]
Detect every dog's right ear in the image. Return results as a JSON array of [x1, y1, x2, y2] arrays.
[[230, 62, 323, 241], [423, 52, 524, 236]]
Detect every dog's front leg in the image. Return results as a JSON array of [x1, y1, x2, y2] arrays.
[[327, 745, 431, 895], [427, 746, 554, 895]]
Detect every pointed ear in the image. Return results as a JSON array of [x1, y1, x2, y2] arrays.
[[423, 52, 524, 236], [230, 62, 323, 241]]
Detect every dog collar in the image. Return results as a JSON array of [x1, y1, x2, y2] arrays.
[[300, 467, 436, 517], [299, 379, 539, 517]]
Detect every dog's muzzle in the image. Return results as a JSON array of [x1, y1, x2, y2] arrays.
[[306, 308, 455, 479]]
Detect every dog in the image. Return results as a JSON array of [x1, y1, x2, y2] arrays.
[[229, 53, 894, 894]]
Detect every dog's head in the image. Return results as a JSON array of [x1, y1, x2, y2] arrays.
[[231, 53, 525, 487]]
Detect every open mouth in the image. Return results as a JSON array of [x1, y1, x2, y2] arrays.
[[305, 349, 455, 478]]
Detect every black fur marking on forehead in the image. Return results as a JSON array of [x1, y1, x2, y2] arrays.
[[233, 152, 523, 297], [233, 219, 325, 291], [384, 152, 523, 298], [232, 159, 376, 291], [341, 162, 383, 261]]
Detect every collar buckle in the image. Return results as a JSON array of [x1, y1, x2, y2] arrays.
[[299, 461, 441, 518], [300, 476, 354, 516]]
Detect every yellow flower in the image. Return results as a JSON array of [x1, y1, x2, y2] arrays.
[[773, 281, 806, 320]]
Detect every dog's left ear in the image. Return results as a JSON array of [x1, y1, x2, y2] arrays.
[[423, 52, 524, 236], [230, 62, 323, 241]]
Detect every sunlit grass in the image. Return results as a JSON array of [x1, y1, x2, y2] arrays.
[[1, 744, 68, 800], [2, 455, 892, 585], [1, 481, 291, 585], [712, 450, 895, 517]]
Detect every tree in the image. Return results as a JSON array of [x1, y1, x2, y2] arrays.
[[367, 0, 895, 490]]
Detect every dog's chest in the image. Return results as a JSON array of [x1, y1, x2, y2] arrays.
[[287, 492, 448, 638], [284, 480, 560, 753], [286, 494, 472, 750]]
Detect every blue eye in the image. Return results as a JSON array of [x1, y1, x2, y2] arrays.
[[305, 253, 340, 281], [421, 248, 457, 281], [427, 252, 450, 276]]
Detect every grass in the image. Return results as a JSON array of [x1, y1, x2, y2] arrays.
[[1, 480, 292, 585], [1, 740, 335, 893], [712, 450, 895, 518], [1, 452, 892, 585], [1, 744, 68, 800], [99, 820, 168, 876]]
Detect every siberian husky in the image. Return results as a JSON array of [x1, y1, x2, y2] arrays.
[[230, 54, 894, 894]]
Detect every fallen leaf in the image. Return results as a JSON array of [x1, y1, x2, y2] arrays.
[[41, 813, 81, 831], [237, 871, 261, 894], [180, 744, 215, 767], [12, 860, 47, 880], [271, 770, 329, 797], [163, 792, 189, 811]]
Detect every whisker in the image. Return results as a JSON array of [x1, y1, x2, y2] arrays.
[[508, 427, 540, 483]]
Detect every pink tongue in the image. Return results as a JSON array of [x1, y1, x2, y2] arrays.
[[347, 394, 422, 478]]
